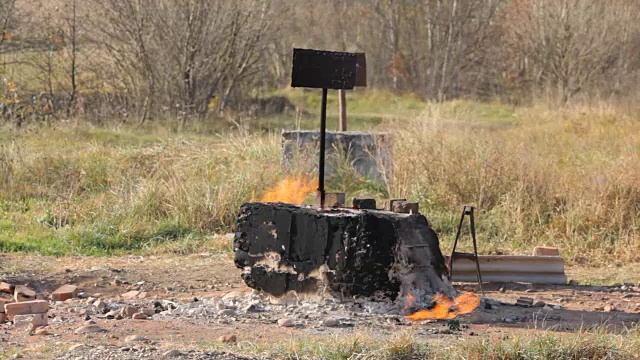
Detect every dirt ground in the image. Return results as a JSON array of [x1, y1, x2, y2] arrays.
[[2, 253, 640, 359]]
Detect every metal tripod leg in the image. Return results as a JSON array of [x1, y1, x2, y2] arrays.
[[449, 205, 484, 296]]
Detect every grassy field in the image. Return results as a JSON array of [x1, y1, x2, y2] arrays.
[[211, 327, 640, 360], [0, 91, 639, 266]]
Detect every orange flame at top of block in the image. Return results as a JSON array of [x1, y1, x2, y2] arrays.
[[405, 292, 480, 321], [260, 176, 317, 205]]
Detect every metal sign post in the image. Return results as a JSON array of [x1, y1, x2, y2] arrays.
[[291, 48, 359, 208]]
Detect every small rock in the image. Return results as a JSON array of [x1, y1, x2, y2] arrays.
[[132, 313, 147, 320], [74, 324, 104, 334], [120, 305, 138, 318], [322, 318, 340, 327], [503, 318, 514, 323], [121, 291, 140, 299], [137, 292, 148, 299], [142, 307, 155, 316], [215, 302, 227, 311], [68, 344, 84, 352], [218, 334, 237, 343], [623, 294, 635, 299], [125, 334, 146, 343], [217, 309, 235, 317], [624, 282, 634, 287], [499, 287, 506, 293], [84, 320, 96, 325], [34, 328, 49, 335], [163, 349, 182, 357], [604, 305, 616, 312], [93, 299, 107, 310], [277, 318, 294, 327], [533, 301, 546, 307], [611, 283, 622, 288], [438, 328, 452, 334]]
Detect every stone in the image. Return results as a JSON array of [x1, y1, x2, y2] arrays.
[[68, 344, 85, 352], [163, 350, 182, 357], [93, 299, 107, 310], [51, 285, 79, 301], [120, 305, 138, 318], [85, 320, 96, 325], [121, 290, 140, 299], [34, 328, 50, 335], [74, 324, 104, 334], [13, 313, 48, 327], [277, 318, 294, 327], [142, 307, 155, 316], [137, 292, 148, 299], [13, 285, 36, 302], [604, 305, 616, 312], [533, 301, 546, 308], [4, 300, 48, 320], [132, 313, 147, 320], [217, 309, 236, 317], [125, 334, 146, 342], [532, 247, 560, 256], [0, 282, 14, 294], [218, 334, 237, 343], [623, 294, 635, 299], [322, 318, 340, 327], [624, 282, 634, 287]]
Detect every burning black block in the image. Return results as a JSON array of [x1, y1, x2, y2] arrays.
[[234, 203, 454, 299]]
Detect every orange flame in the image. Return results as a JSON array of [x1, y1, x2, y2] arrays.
[[405, 292, 480, 321], [260, 176, 317, 205]]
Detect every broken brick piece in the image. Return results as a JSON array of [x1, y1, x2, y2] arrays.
[[4, 300, 48, 320], [532, 247, 560, 256], [352, 197, 376, 210], [14, 285, 36, 302], [13, 313, 48, 327], [51, 285, 79, 302], [0, 282, 14, 294], [515, 297, 534, 307], [392, 201, 419, 214], [384, 199, 407, 211], [0, 313, 6, 323], [0, 299, 11, 313]]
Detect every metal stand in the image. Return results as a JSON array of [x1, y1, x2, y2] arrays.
[[448, 205, 484, 295], [318, 88, 328, 208]]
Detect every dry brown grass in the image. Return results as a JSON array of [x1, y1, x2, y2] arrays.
[[0, 100, 638, 265]]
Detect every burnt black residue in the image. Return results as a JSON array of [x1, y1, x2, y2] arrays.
[[234, 202, 454, 299]]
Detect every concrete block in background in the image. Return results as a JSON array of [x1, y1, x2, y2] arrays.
[[282, 131, 391, 181]]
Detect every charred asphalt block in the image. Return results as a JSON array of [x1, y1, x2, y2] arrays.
[[234, 202, 454, 299]]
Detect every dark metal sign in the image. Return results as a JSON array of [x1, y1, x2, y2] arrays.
[[291, 48, 357, 90]]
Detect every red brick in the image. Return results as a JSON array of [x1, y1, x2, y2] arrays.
[[0, 282, 14, 294], [51, 285, 79, 301], [532, 246, 560, 257], [4, 300, 48, 320], [14, 285, 36, 302], [0, 298, 11, 313]]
